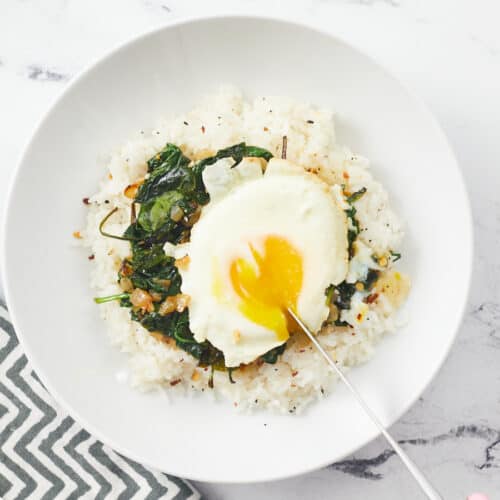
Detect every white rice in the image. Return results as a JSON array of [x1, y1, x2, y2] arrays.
[[82, 86, 408, 413]]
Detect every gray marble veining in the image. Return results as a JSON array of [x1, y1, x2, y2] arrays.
[[25, 64, 68, 82]]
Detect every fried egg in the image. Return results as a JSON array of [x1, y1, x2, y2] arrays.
[[175, 158, 348, 367]]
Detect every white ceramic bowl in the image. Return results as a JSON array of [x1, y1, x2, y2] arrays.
[[2, 15, 472, 483]]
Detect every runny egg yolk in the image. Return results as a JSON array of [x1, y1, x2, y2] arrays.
[[229, 235, 303, 342]]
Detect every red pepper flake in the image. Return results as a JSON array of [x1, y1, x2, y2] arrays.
[[364, 293, 379, 304], [82, 197, 90, 205], [72, 231, 82, 239], [343, 171, 349, 180], [299, 349, 305, 353], [291, 370, 298, 377], [88, 254, 95, 260], [170, 379, 181, 386], [356, 313, 362, 321], [263, 126, 269, 132], [201, 125, 206, 134], [234, 402, 238, 407]]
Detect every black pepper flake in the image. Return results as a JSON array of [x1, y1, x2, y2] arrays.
[[307, 119, 314, 124], [82, 197, 90, 205], [88, 254, 95, 260], [104, 200, 110, 204], [183, 121, 189, 126], [201, 125, 206, 134]]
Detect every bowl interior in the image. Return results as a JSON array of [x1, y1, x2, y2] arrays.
[[3, 16, 471, 482]]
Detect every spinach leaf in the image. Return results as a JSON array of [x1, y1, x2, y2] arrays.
[[390, 251, 402, 262], [130, 242, 168, 270], [324, 281, 356, 327], [325, 270, 379, 327], [136, 160, 194, 203], [346, 187, 367, 204], [261, 343, 286, 364], [190, 142, 273, 203], [345, 206, 360, 259], [194, 142, 273, 170], [125, 242, 181, 296], [363, 269, 379, 290], [94, 292, 130, 304], [137, 191, 183, 232], [147, 143, 190, 173], [344, 187, 366, 258], [333, 282, 356, 311]]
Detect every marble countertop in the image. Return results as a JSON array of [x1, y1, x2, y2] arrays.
[[1, 1, 499, 498]]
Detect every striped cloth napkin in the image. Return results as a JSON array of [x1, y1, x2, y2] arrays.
[[0, 302, 200, 499]]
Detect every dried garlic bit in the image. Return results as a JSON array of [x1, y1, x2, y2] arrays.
[[130, 288, 154, 312], [233, 330, 242, 344], [159, 293, 191, 316], [328, 303, 339, 322], [175, 255, 190, 270], [119, 277, 133, 292], [378, 255, 388, 267], [159, 296, 176, 316], [123, 179, 144, 199], [174, 293, 190, 312], [376, 270, 411, 308]]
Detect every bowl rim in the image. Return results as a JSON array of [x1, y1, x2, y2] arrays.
[[1, 13, 474, 483]]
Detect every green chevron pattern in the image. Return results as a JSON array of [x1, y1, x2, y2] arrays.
[[0, 303, 200, 500]]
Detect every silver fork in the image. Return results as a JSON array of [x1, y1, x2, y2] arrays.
[[287, 308, 443, 500]]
